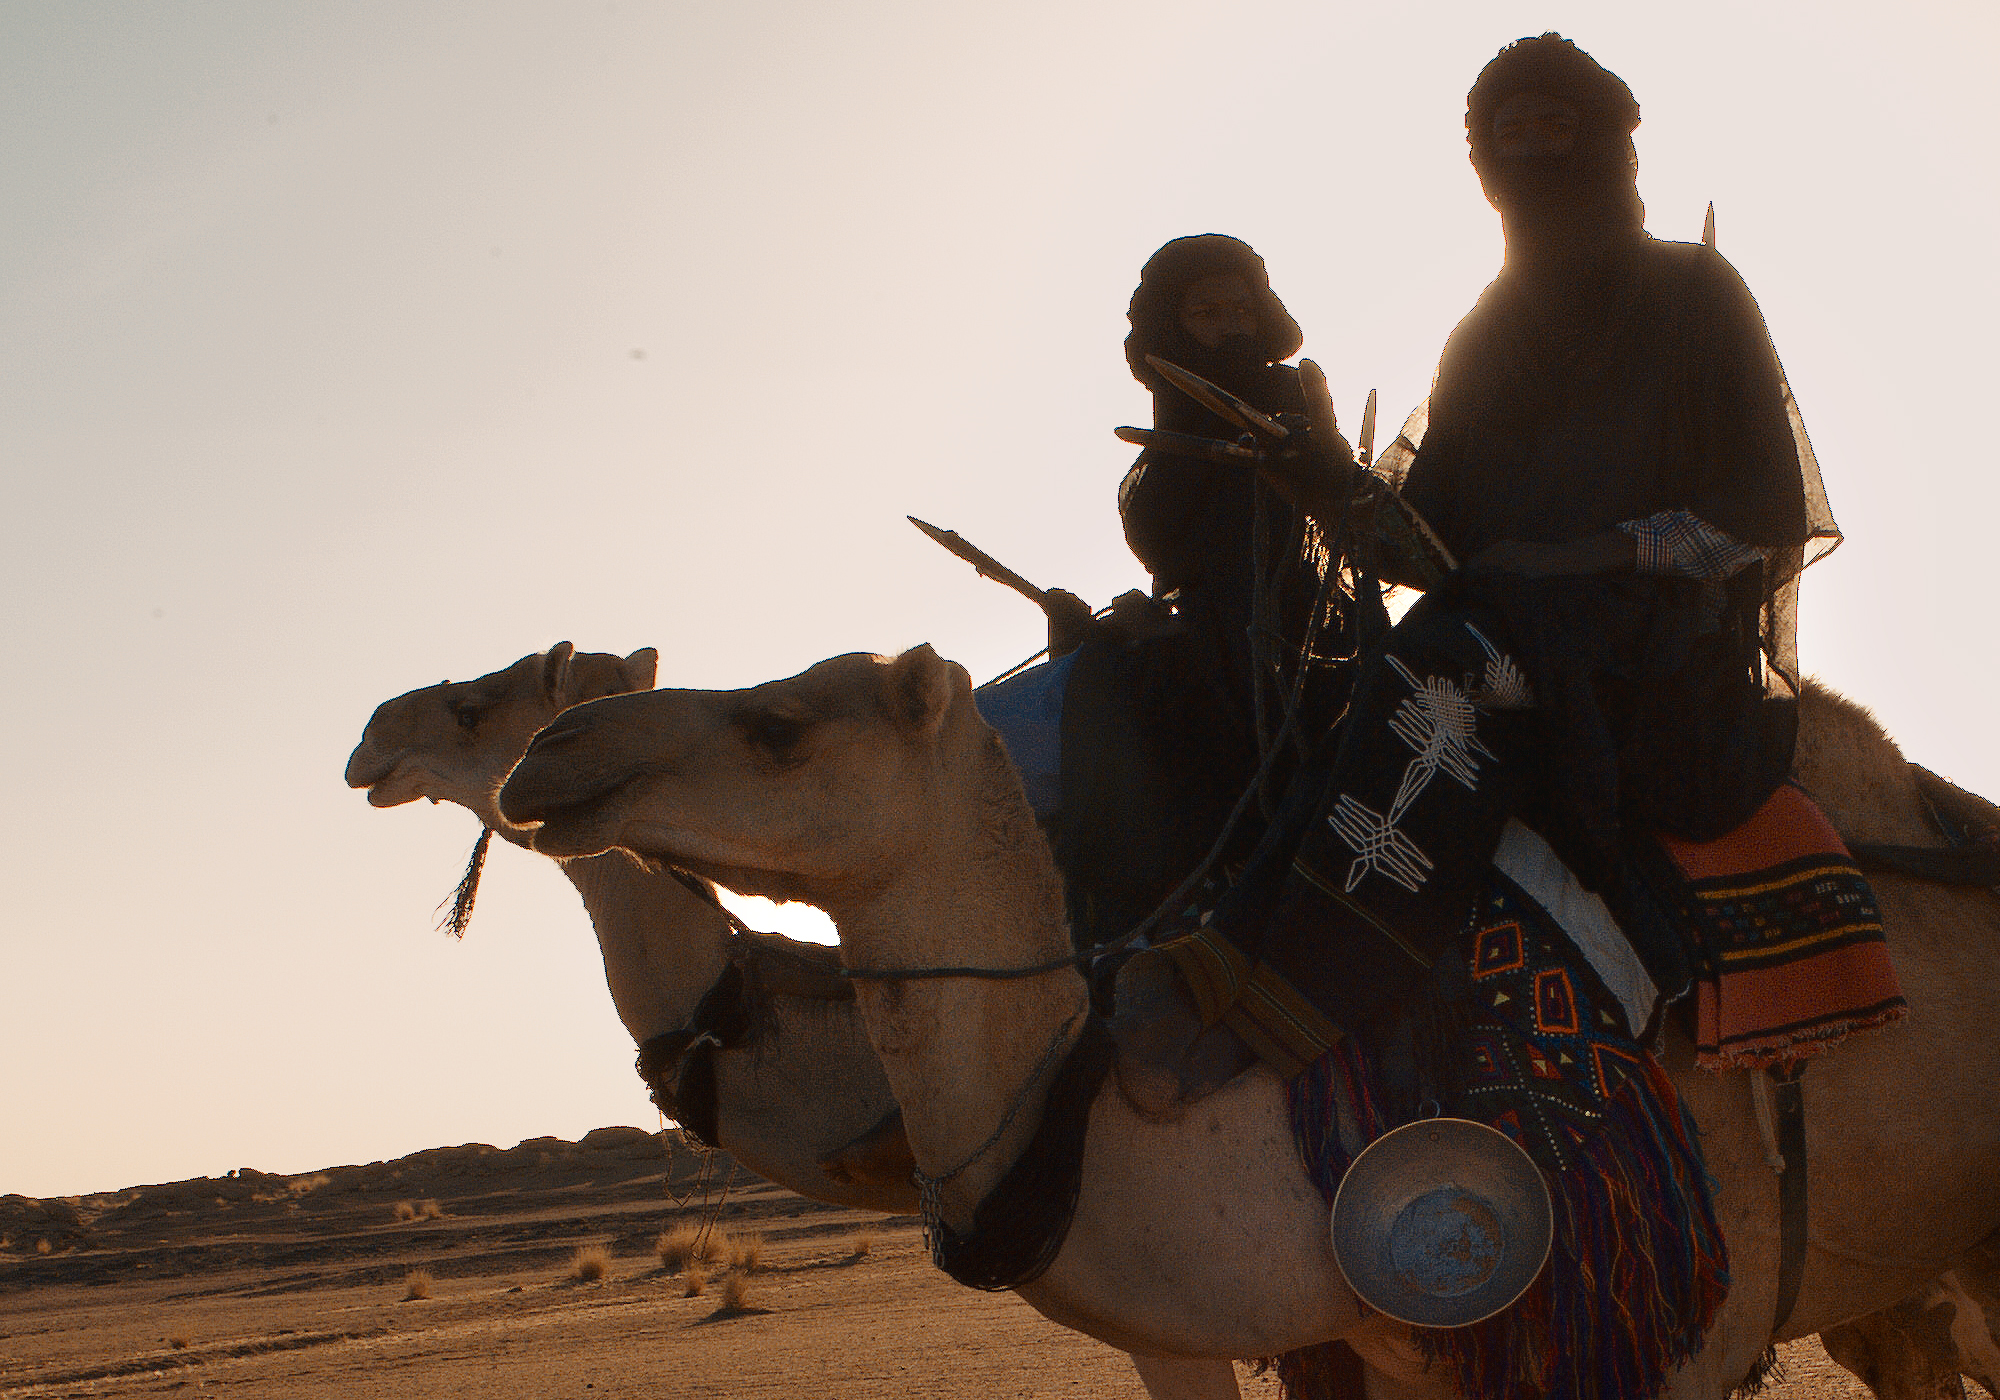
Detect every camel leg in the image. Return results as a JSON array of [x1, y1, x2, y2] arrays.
[[1126, 1355, 1242, 1400], [1823, 1294, 1970, 1400], [1941, 1257, 2000, 1398]]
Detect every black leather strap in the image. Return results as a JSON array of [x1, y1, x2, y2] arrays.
[[1770, 1061, 1808, 1335]]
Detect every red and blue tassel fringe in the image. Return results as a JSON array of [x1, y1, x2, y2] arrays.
[[1276, 1041, 1729, 1400]]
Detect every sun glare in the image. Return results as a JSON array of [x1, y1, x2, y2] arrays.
[[714, 890, 840, 947]]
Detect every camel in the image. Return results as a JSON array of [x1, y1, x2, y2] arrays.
[[345, 644, 911, 1209], [496, 645, 2000, 1400], [344, 644, 1249, 1400]]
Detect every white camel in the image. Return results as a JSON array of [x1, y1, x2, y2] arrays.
[[345, 643, 1249, 1400], [495, 645, 2000, 1400]]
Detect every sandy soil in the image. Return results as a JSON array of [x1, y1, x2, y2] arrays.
[[0, 1129, 1875, 1399]]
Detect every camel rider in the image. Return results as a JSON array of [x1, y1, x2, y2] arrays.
[[975, 237, 1322, 864], [1114, 235, 1347, 747], [1150, 34, 1841, 1078], [1037, 237, 1367, 954]]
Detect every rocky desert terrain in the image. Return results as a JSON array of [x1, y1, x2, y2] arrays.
[[1, 1127, 1877, 1398]]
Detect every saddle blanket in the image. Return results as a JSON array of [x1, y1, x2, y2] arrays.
[[1657, 783, 1907, 1069], [973, 651, 1076, 820]]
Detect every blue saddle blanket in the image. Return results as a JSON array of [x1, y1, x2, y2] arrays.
[[973, 652, 1076, 820]]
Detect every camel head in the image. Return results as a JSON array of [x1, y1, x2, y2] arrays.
[[497, 646, 1003, 911], [346, 643, 660, 828]]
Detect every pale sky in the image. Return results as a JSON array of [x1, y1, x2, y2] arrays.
[[3, 1, 1994, 1198]]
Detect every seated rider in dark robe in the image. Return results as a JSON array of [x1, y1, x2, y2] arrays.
[[1116, 234, 1331, 755], [1148, 34, 1841, 1078], [1050, 237, 1351, 952]]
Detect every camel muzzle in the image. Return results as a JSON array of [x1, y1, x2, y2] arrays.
[[497, 718, 636, 832], [343, 743, 396, 791]]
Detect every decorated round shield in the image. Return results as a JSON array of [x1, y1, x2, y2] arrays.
[[1330, 1117, 1553, 1328]]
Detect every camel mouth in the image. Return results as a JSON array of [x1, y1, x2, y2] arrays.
[[348, 754, 427, 808], [520, 792, 744, 880], [506, 786, 624, 858]]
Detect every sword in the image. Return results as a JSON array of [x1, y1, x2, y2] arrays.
[[1144, 355, 1290, 441], [907, 516, 1050, 608], [1358, 388, 1378, 469]]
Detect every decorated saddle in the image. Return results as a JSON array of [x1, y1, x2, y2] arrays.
[[1155, 781, 1908, 1400]]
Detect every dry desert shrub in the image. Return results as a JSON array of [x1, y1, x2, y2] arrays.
[[418, 1199, 446, 1220], [720, 1269, 753, 1311], [288, 1173, 331, 1195], [392, 1200, 418, 1223], [402, 1270, 433, 1301], [726, 1233, 763, 1273], [682, 1264, 707, 1297], [848, 1231, 874, 1259], [571, 1245, 610, 1282], [655, 1223, 702, 1272], [35, 1239, 50, 1256], [169, 1335, 191, 1350]]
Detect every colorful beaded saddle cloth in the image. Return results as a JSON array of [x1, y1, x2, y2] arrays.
[[1251, 782, 1907, 1400]]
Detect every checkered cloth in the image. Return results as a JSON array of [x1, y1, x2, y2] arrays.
[[1614, 510, 1763, 580]]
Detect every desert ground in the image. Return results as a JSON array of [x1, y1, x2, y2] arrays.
[[1, 1127, 1877, 1399]]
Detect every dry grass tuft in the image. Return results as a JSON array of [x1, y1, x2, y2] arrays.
[[570, 1245, 610, 1282], [289, 1173, 331, 1195], [848, 1231, 874, 1259], [720, 1269, 752, 1311], [655, 1223, 702, 1272], [682, 1264, 707, 1297], [418, 1199, 446, 1221], [392, 1200, 418, 1223], [35, 1239, 51, 1256], [168, 1335, 191, 1350], [402, 1270, 433, 1301], [726, 1233, 763, 1273]]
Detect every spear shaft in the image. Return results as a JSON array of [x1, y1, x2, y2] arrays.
[[907, 516, 1050, 608]]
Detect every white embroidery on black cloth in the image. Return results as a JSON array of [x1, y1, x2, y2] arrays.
[[1327, 647, 1495, 893], [1466, 623, 1534, 710], [1327, 793, 1435, 893]]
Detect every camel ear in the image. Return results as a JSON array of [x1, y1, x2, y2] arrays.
[[569, 646, 657, 703], [622, 648, 659, 692], [885, 644, 957, 741], [542, 642, 577, 702]]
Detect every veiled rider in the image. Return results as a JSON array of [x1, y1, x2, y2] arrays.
[[1049, 236, 1353, 950], [1150, 34, 1840, 1078]]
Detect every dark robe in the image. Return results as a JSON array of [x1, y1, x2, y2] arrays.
[[1402, 235, 1819, 852], [1402, 237, 1810, 563], [1052, 362, 1340, 952]]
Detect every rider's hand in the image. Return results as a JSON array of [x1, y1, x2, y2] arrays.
[[1044, 589, 1097, 658]]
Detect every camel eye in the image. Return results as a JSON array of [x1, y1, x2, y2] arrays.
[[739, 711, 805, 757], [453, 702, 483, 732]]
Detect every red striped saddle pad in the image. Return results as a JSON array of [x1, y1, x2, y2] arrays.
[[1657, 784, 1907, 1069]]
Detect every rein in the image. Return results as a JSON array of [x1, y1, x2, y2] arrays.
[[914, 1007, 1084, 1243]]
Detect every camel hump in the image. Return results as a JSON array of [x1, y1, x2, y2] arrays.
[[1911, 764, 2000, 847]]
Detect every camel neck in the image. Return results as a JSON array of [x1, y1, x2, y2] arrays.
[[558, 849, 735, 1045], [831, 757, 1088, 1233]]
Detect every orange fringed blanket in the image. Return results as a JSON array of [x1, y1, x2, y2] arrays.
[[1656, 784, 1906, 1069]]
